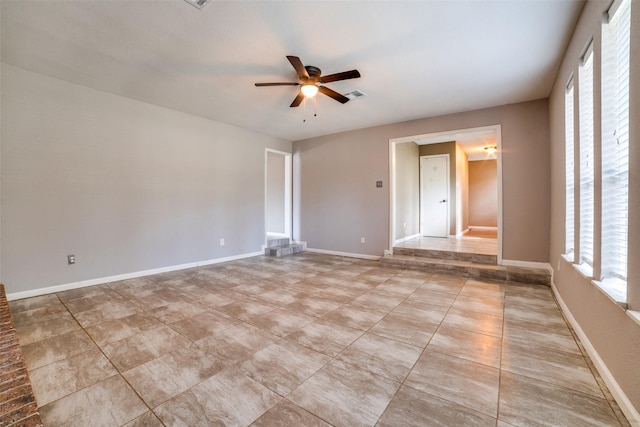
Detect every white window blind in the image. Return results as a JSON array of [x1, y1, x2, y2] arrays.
[[579, 46, 594, 267], [601, 0, 630, 281], [565, 81, 575, 256]]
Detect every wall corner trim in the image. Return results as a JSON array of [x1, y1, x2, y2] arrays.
[[6, 251, 263, 301], [551, 280, 640, 426], [306, 248, 381, 261]]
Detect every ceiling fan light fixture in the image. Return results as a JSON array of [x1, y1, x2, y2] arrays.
[[301, 84, 319, 98]]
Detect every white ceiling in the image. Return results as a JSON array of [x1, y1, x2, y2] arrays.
[[1, 0, 584, 142]]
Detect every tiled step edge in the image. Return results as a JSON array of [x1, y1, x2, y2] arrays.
[[267, 238, 290, 248], [380, 255, 550, 286], [0, 284, 43, 427], [265, 244, 305, 257], [393, 247, 497, 265]]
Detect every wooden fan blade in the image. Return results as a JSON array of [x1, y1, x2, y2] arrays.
[[318, 86, 349, 104], [255, 82, 300, 86], [287, 56, 309, 80], [320, 70, 361, 84], [290, 92, 304, 108]]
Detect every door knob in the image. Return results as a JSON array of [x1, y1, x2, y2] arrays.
[[439, 199, 447, 203]]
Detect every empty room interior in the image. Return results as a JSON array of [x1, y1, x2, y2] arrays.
[[1, 0, 639, 426]]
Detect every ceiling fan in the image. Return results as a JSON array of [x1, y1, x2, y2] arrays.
[[255, 56, 361, 107]]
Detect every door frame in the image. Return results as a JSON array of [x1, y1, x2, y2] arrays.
[[420, 154, 450, 238], [388, 124, 503, 264], [264, 149, 292, 242]]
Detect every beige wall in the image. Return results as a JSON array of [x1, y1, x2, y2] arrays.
[[1, 64, 292, 294], [469, 160, 498, 227], [419, 142, 457, 236], [294, 98, 549, 262], [548, 0, 640, 416], [395, 142, 420, 240]]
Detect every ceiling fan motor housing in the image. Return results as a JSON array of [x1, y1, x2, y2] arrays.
[[304, 65, 322, 81]]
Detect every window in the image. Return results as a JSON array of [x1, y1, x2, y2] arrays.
[[578, 45, 594, 268], [601, 0, 630, 282], [565, 80, 575, 257]]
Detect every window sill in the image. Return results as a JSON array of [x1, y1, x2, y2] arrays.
[[561, 254, 628, 310], [592, 277, 628, 309]]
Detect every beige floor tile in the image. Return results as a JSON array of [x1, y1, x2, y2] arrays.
[[320, 305, 386, 331], [369, 311, 438, 348], [252, 399, 332, 427], [70, 298, 144, 328], [377, 384, 496, 427], [288, 360, 400, 427], [244, 307, 315, 337], [154, 368, 281, 427], [196, 323, 279, 364], [145, 299, 209, 323], [404, 350, 500, 417], [501, 339, 603, 398], [122, 411, 164, 427], [240, 339, 330, 395], [285, 318, 363, 357], [216, 297, 279, 321], [15, 254, 628, 426], [102, 325, 192, 371], [21, 329, 97, 371], [427, 325, 502, 368], [284, 296, 343, 318], [338, 332, 422, 383], [15, 312, 81, 346], [417, 276, 466, 296], [39, 375, 148, 427], [9, 294, 60, 313], [349, 292, 405, 313], [390, 299, 450, 324], [498, 371, 620, 426], [85, 313, 163, 347], [502, 320, 580, 354], [28, 348, 117, 406], [168, 309, 239, 342], [441, 305, 503, 338], [123, 345, 224, 407], [450, 294, 504, 317]]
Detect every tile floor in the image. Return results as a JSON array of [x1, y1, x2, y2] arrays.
[[395, 235, 498, 257], [9, 253, 629, 426]]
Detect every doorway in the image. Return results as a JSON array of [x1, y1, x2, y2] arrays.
[[265, 149, 292, 242], [420, 155, 449, 237], [389, 124, 502, 263]]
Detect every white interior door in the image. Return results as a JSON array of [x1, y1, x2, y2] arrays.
[[421, 155, 449, 237]]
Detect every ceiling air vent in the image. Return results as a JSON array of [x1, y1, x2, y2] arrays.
[[184, 0, 211, 10], [345, 90, 367, 100]]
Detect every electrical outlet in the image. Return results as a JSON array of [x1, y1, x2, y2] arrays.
[[361, 237, 366, 244], [219, 238, 225, 246], [376, 181, 383, 188], [67, 254, 75, 265]]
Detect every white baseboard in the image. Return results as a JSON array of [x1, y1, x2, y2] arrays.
[[393, 233, 420, 245], [501, 259, 553, 272], [306, 248, 381, 261], [468, 225, 498, 231], [6, 251, 263, 301], [551, 280, 640, 426]]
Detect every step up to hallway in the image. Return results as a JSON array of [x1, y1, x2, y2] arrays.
[[264, 237, 305, 257], [381, 247, 550, 286]]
